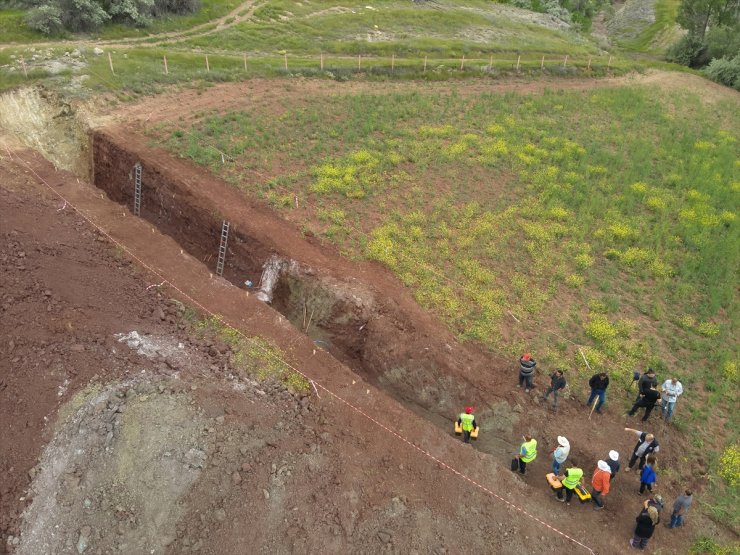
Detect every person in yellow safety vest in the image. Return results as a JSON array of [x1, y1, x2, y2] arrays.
[[457, 407, 478, 444], [556, 461, 584, 505], [517, 435, 537, 474]]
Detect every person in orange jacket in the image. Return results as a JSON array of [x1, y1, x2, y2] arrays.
[[591, 460, 612, 511]]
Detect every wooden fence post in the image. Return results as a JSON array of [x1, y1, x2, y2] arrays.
[[516, 55, 520, 72], [460, 54, 465, 70], [20, 57, 28, 77], [320, 52, 324, 70], [163, 55, 169, 75], [423, 55, 427, 72], [358, 54, 361, 70], [541, 55, 544, 70], [244, 53, 247, 70], [607, 55, 612, 70], [563, 55, 568, 68], [587, 56, 592, 71], [108, 52, 115, 75], [284, 52, 288, 71], [205, 54, 210, 72], [391, 53, 395, 72]]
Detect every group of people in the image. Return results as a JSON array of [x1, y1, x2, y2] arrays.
[[518, 355, 685, 422], [460, 355, 691, 550], [508, 427, 693, 550]]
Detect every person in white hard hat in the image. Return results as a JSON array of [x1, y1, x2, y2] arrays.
[[606, 450, 620, 479], [552, 436, 570, 475], [591, 460, 612, 510]]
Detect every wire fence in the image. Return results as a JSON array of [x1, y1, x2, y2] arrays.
[[2, 47, 632, 91]]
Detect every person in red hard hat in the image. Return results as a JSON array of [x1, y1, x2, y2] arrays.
[[518, 353, 537, 392], [457, 407, 477, 443]]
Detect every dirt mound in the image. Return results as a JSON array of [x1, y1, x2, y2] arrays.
[[18, 378, 206, 555]]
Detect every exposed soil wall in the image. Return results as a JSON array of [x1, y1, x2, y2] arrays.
[[90, 128, 513, 441], [0, 87, 89, 178]]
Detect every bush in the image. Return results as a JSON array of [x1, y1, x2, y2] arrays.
[[153, 0, 201, 16], [24, 4, 64, 34], [705, 55, 740, 90], [24, 0, 200, 33], [666, 33, 709, 67], [108, 0, 155, 27]]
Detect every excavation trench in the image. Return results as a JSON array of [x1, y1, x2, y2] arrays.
[[89, 129, 516, 453]]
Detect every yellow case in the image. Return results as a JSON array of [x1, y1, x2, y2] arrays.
[[546, 473, 563, 489], [574, 483, 592, 501], [470, 427, 479, 439], [454, 422, 462, 435]]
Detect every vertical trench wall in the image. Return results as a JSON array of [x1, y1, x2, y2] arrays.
[[90, 129, 508, 441]]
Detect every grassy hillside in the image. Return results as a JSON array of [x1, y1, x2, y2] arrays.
[[606, 0, 684, 53], [149, 82, 740, 528], [150, 82, 738, 468], [178, 0, 596, 57]]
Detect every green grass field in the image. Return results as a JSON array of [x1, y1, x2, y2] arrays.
[[148, 84, 739, 526]]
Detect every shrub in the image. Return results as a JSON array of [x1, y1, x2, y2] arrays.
[[704, 55, 740, 91], [666, 33, 709, 67], [25, 0, 200, 33], [24, 4, 64, 34], [719, 444, 740, 487]]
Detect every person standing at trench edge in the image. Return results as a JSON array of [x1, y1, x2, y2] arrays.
[[518, 353, 536, 392], [517, 435, 538, 474], [457, 407, 477, 444], [587, 371, 609, 414]]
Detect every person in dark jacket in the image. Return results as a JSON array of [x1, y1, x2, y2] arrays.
[[518, 353, 536, 392], [542, 370, 566, 410], [630, 500, 659, 550], [587, 372, 609, 413], [624, 429, 659, 471], [606, 450, 620, 479], [629, 386, 661, 421], [634, 368, 658, 403]]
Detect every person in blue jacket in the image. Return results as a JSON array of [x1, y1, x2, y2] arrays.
[[639, 456, 657, 494]]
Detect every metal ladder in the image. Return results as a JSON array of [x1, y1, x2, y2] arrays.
[[133, 162, 142, 216], [216, 220, 230, 277]]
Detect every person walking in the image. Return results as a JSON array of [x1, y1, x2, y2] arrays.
[[628, 385, 661, 421], [518, 353, 536, 392], [555, 462, 583, 504], [639, 456, 657, 494], [669, 490, 693, 528], [457, 407, 477, 444], [624, 428, 660, 471], [587, 372, 609, 414], [630, 499, 660, 550], [591, 460, 612, 510], [542, 370, 566, 411], [606, 450, 620, 479], [661, 377, 684, 422], [552, 436, 570, 475], [517, 435, 537, 474]]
